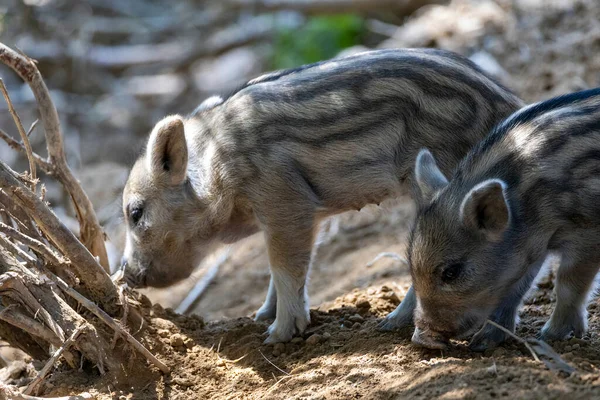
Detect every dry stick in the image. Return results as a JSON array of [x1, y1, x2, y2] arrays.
[[0, 234, 37, 270], [484, 320, 541, 362], [0, 222, 67, 267], [47, 272, 170, 374], [0, 304, 62, 347], [27, 119, 39, 137], [0, 190, 44, 241], [0, 162, 119, 314], [110, 285, 129, 349], [175, 247, 231, 314], [0, 79, 36, 189], [258, 349, 289, 376], [0, 128, 53, 173], [0, 42, 109, 272], [0, 272, 66, 342], [24, 324, 87, 395]]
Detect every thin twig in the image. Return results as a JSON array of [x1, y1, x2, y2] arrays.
[[24, 324, 87, 395], [175, 247, 230, 314], [27, 119, 39, 137], [47, 271, 170, 374], [0, 233, 37, 265], [0, 79, 36, 189], [0, 222, 68, 267], [0, 304, 61, 347], [258, 349, 289, 376], [111, 285, 129, 349], [0, 129, 52, 173], [484, 320, 540, 362]]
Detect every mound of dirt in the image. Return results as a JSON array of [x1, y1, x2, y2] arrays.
[[37, 277, 600, 399]]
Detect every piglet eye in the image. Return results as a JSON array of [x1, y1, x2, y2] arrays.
[[130, 207, 144, 225], [442, 263, 462, 283]]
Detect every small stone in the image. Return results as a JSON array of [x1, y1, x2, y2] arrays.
[[572, 344, 581, 350], [158, 329, 170, 338], [323, 332, 332, 339], [356, 299, 371, 309], [170, 334, 185, 347], [184, 338, 194, 349], [45, 382, 54, 389], [272, 349, 281, 357], [367, 288, 376, 295], [274, 343, 286, 353], [380, 291, 400, 304], [352, 322, 361, 330], [306, 334, 322, 346], [380, 285, 391, 292], [564, 345, 573, 352], [348, 314, 364, 324], [291, 337, 304, 344]]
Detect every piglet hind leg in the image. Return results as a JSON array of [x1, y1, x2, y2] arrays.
[[255, 277, 277, 321], [470, 255, 549, 352], [540, 253, 600, 341], [263, 225, 314, 344], [378, 285, 416, 331]]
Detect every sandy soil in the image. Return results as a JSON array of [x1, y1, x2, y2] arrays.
[[7, 0, 600, 399]]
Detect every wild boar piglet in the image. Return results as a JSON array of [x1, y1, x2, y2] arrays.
[[120, 48, 523, 343], [409, 88, 600, 351]]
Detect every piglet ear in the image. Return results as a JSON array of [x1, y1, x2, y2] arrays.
[[415, 149, 449, 203], [460, 179, 510, 241], [147, 115, 188, 185]]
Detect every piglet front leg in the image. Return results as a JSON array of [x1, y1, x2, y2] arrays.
[[262, 223, 314, 344], [378, 285, 416, 332]]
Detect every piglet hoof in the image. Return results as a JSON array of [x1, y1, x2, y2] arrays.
[[263, 313, 310, 344], [377, 313, 413, 332], [468, 325, 507, 352], [411, 327, 449, 350], [539, 315, 586, 342], [254, 305, 277, 322]]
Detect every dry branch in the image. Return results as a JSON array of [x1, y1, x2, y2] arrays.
[[0, 161, 119, 314], [0, 222, 67, 268], [0, 79, 36, 189], [25, 324, 87, 395], [0, 129, 52, 173], [0, 43, 109, 272], [0, 305, 62, 348], [49, 273, 170, 374]]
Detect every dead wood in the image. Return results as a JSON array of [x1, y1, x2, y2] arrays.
[[0, 43, 110, 272], [0, 161, 119, 314]]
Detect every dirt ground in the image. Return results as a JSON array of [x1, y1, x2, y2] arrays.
[[7, 0, 600, 399]]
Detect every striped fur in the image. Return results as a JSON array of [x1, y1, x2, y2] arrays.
[[409, 88, 600, 350], [121, 48, 523, 343]]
